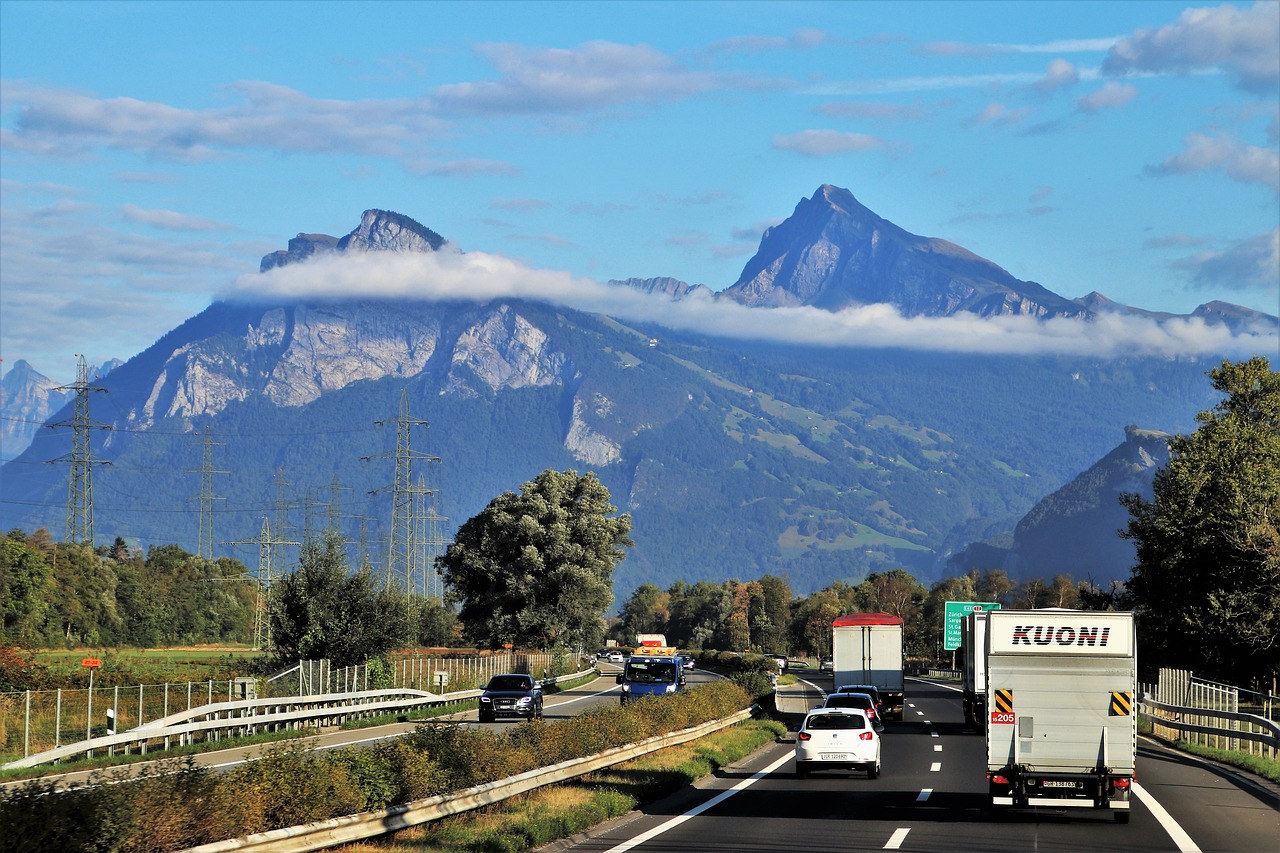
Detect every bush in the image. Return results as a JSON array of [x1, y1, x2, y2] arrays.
[[730, 670, 774, 703]]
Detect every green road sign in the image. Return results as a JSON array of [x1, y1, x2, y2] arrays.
[[943, 600, 1002, 650]]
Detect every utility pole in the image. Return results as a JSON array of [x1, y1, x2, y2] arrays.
[[188, 429, 227, 560], [46, 354, 111, 545], [228, 518, 299, 652], [363, 389, 439, 601]]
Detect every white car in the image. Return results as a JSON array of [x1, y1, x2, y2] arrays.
[[795, 707, 881, 779], [606, 651, 624, 663]]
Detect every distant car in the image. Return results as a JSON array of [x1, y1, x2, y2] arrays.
[[822, 691, 884, 733], [766, 654, 788, 672], [681, 654, 696, 670], [478, 673, 543, 723], [819, 657, 833, 672], [795, 707, 880, 779], [606, 651, 625, 664], [838, 684, 886, 718]]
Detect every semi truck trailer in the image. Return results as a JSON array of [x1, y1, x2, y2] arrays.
[[832, 612, 905, 721]]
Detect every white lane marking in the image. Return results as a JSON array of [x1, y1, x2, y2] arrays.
[[930, 762, 941, 772], [548, 681, 620, 707], [930, 730, 939, 737], [915, 710, 924, 716], [933, 745, 942, 752], [909, 675, 962, 693], [885, 827, 911, 849], [907, 703, 917, 708], [601, 751, 794, 853], [1133, 782, 1202, 852], [916, 788, 932, 802]]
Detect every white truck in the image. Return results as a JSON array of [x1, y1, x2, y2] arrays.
[[831, 612, 905, 720], [984, 609, 1137, 822], [960, 609, 991, 729]]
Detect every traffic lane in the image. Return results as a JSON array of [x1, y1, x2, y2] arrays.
[[1134, 739, 1280, 853]]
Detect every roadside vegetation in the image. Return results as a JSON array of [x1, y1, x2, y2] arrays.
[[0, 681, 754, 853]]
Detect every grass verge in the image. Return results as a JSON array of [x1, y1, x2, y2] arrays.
[[332, 717, 786, 853], [1139, 716, 1280, 783]]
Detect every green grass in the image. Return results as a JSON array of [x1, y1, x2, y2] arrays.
[[336, 717, 786, 853]]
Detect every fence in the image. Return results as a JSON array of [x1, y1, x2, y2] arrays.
[[0, 651, 583, 764], [1139, 667, 1279, 759]]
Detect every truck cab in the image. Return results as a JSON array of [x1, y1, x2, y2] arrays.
[[617, 636, 685, 704]]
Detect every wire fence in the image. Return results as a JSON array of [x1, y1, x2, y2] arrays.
[[1, 651, 585, 764]]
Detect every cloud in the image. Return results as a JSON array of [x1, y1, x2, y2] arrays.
[[3, 80, 442, 164], [919, 37, 1120, 57], [423, 159, 521, 177], [816, 101, 928, 121], [1173, 228, 1280, 294], [491, 197, 551, 212], [704, 29, 833, 54], [1076, 81, 1138, 113], [1144, 233, 1210, 249], [1033, 59, 1080, 95], [1148, 132, 1280, 190], [964, 103, 1030, 127], [772, 129, 886, 156], [1103, 2, 1280, 94], [429, 40, 756, 116], [121, 205, 231, 232], [223, 250, 1276, 359]]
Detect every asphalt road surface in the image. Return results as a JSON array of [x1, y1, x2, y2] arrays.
[[544, 675, 1280, 853]]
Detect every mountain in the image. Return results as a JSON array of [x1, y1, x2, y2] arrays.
[[1, 359, 122, 462], [722, 184, 1088, 318], [0, 197, 1262, 601]]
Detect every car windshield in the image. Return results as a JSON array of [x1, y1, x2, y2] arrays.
[[624, 661, 677, 683], [806, 713, 867, 730], [487, 676, 533, 691]]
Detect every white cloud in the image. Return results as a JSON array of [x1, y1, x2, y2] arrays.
[[772, 129, 886, 156], [121, 205, 231, 232], [1076, 81, 1138, 113], [919, 37, 1119, 57], [429, 41, 754, 116], [223, 250, 1276, 359], [1148, 131, 1280, 190], [964, 103, 1030, 127], [1174, 228, 1280, 294], [1103, 2, 1280, 94], [1033, 59, 1080, 95], [816, 101, 929, 121]]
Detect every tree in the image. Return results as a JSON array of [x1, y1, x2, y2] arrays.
[[437, 469, 632, 650], [1122, 357, 1280, 687], [616, 583, 670, 643], [271, 531, 403, 667]]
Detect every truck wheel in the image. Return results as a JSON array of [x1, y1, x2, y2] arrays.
[[1115, 811, 1130, 824]]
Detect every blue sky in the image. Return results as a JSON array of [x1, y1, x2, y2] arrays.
[[2, 0, 1277, 384]]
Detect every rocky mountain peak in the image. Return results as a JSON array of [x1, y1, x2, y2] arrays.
[[723, 184, 1086, 320], [260, 209, 446, 272]]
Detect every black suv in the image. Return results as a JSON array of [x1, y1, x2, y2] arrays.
[[478, 673, 544, 722]]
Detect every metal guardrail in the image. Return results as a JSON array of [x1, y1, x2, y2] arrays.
[[1139, 694, 1280, 756], [2, 668, 595, 770], [180, 705, 757, 853]]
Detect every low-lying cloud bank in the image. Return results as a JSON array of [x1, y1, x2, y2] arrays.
[[225, 249, 1277, 359]]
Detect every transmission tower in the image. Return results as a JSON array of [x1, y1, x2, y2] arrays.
[[46, 354, 111, 545], [363, 390, 439, 598], [188, 429, 227, 559], [227, 518, 299, 652]]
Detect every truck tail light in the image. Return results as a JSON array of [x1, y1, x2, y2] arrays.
[[859, 732, 874, 741], [798, 731, 812, 741], [988, 773, 1010, 786], [1112, 777, 1131, 789]]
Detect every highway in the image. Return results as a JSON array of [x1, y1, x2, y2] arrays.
[[547, 675, 1280, 853]]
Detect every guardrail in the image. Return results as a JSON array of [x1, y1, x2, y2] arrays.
[[2, 668, 595, 770], [181, 705, 757, 853], [1138, 694, 1280, 758]]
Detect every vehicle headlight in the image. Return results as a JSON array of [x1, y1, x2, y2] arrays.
[[517, 696, 531, 704], [621, 684, 631, 692], [666, 685, 676, 693], [480, 696, 491, 703]]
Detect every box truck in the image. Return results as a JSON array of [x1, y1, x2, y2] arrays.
[[960, 609, 991, 729], [984, 609, 1137, 822], [832, 612, 905, 720]]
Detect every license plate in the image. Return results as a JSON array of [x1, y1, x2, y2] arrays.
[[1042, 781, 1078, 789], [820, 753, 849, 760]]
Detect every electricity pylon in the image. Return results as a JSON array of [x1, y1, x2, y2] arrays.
[[228, 518, 299, 652], [363, 390, 439, 599], [187, 429, 227, 559], [46, 354, 111, 545]]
